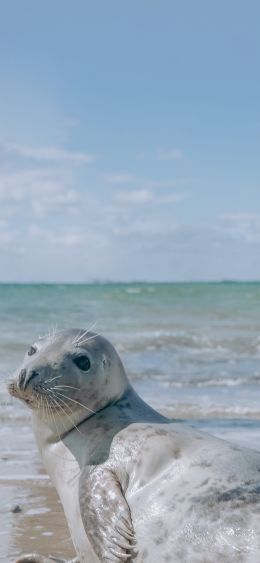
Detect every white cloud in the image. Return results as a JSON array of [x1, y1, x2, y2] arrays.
[[110, 212, 260, 250], [157, 193, 188, 204], [0, 168, 80, 217], [113, 189, 188, 206], [1, 206, 260, 281], [114, 189, 154, 205], [112, 218, 179, 237], [104, 173, 191, 189], [220, 213, 260, 222], [104, 173, 139, 184], [157, 148, 183, 161], [26, 225, 109, 253], [0, 220, 14, 245], [28, 226, 83, 247], [1, 142, 95, 164], [0, 135, 258, 281], [219, 213, 260, 243], [147, 178, 191, 188]]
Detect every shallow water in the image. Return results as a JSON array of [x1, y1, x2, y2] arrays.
[[1, 282, 260, 561]]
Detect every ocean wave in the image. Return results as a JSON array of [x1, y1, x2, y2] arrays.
[[1, 327, 260, 363], [158, 404, 260, 419], [162, 375, 260, 388], [115, 330, 260, 356], [128, 370, 260, 387], [0, 474, 49, 482]]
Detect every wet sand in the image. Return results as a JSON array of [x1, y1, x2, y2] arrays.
[[0, 417, 75, 562], [1, 477, 75, 562]]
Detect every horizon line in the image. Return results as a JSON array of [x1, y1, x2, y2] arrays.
[[0, 279, 260, 285]]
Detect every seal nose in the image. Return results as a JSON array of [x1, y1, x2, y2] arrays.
[[24, 370, 40, 390], [19, 369, 40, 390]]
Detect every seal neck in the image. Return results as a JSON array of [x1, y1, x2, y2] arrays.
[[112, 384, 169, 424], [32, 384, 168, 447]]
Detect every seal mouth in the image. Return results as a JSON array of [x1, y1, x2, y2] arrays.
[[8, 366, 55, 403], [7, 380, 35, 405], [7, 380, 18, 397], [7, 377, 59, 410], [8, 368, 39, 396]]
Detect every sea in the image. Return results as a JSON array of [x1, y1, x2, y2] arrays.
[[1, 282, 260, 560]]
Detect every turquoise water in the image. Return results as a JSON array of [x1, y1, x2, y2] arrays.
[[1, 282, 260, 447]]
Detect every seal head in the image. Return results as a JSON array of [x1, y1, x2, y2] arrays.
[[8, 328, 129, 431]]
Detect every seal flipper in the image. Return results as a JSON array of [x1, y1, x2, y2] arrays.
[[79, 467, 136, 562]]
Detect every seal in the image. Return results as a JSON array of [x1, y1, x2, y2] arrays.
[[8, 329, 260, 563]]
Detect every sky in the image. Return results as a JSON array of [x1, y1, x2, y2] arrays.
[[0, 0, 259, 282]]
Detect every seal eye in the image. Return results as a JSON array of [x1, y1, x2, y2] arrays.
[[73, 355, 91, 372], [28, 346, 37, 356]]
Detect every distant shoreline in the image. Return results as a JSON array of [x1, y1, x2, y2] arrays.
[[0, 280, 260, 286]]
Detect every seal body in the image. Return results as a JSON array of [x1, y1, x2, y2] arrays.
[[8, 329, 260, 563]]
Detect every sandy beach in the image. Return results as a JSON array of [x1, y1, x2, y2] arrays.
[[0, 417, 75, 562]]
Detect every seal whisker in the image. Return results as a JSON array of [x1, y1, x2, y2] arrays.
[[2, 375, 16, 407], [3, 368, 13, 380], [2, 370, 15, 407], [72, 329, 82, 345], [39, 333, 46, 341], [47, 391, 71, 417], [53, 390, 97, 415], [75, 331, 103, 347], [45, 396, 79, 465], [46, 397, 83, 464], [40, 393, 54, 421], [43, 396, 53, 424], [49, 324, 59, 341], [45, 374, 63, 384], [52, 385, 81, 392], [42, 395, 53, 429], [72, 321, 98, 345], [42, 396, 50, 422], [49, 390, 84, 437], [53, 397, 83, 436], [45, 325, 59, 342], [52, 324, 58, 338], [41, 395, 66, 452], [47, 394, 73, 436]]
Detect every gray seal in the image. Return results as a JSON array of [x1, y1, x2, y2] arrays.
[[8, 329, 260, 563]]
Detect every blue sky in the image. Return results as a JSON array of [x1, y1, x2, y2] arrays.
[[0, 0, 259, 281]]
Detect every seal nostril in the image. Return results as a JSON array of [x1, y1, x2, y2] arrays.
[[19, 369, 27, 389], [25, 370, 40, 390]]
